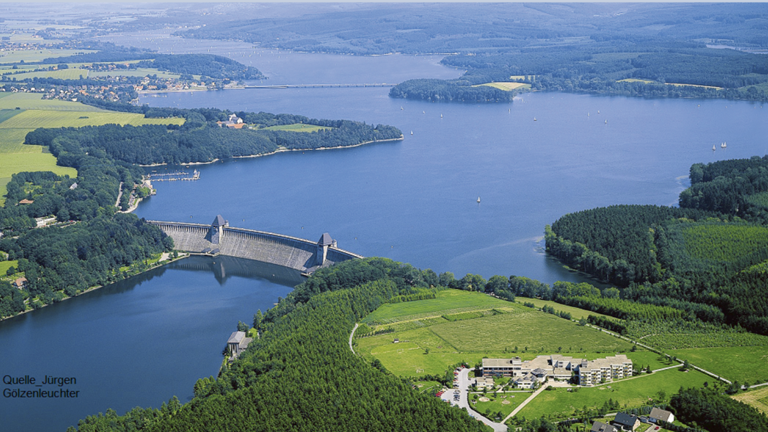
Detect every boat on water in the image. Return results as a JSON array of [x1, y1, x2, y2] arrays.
[[400, 106, 403, 110], [410, 131, 413, 135], [440, 114, 443, 118], [713, 145, 716, 152], [605, 119, 607, 124], [721, 142, 727, 149], [534, 117, 537, 121], [477, 197, 481, 203]]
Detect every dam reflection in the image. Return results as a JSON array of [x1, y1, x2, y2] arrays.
[[169, 255, 306, 287]]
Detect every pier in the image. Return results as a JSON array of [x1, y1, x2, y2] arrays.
[[244, 83, 395, 90], [148, 215, 362, 274], [146, 170, 200, 182]]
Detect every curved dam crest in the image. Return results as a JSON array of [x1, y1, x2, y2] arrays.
[[149, 215, 363, 274]]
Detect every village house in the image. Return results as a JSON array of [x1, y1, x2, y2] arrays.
[[649, 407, 674, 424], [611, 412, 641, 431], [591, 421, 618, 432], [482, 354, 632, 387], [12, 277, 27, 289], [227, 331, 253, 360]]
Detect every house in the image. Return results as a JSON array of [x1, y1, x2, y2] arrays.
[[612, 413, 641, 431], [227, 331, 253, 359], [649, 407, 674, 424], [12, 277, 27, 289], [591, 421, 618, 432], [18, 199, 34, 205]]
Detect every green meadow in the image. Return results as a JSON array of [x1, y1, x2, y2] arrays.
[[357, 290, 634, 377], [670, 346, 768, 384], [515, 298, 614, 321], [0, 49, 93, 64], [518, 368, 711, 421], [263, 123, 333, 133]]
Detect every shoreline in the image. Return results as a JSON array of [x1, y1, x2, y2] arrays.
[[137, 135, 404, 167], [0, 254, 189, 323]]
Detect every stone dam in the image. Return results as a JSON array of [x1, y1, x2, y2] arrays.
[[148, 215, 363, 274]]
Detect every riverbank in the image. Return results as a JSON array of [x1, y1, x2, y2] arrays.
[[0, 253, 190, 323], [137, 135, 404, 167]]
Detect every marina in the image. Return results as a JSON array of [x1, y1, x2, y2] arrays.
[[147, 170, 201, 181]]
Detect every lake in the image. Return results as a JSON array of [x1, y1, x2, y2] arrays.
[[2, 33, 767, 431]]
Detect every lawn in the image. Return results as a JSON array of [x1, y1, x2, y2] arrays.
[[0, 152, 77, 181], [363, 289, 519, 325], [0, 129, 41, 153], [732, 385, 768, 415], [518, 368, 711, 421], [472, 391, 531, 419], [263, 123, 332, 133], [515, 298, 614, 321], [0, 260, 19, 276], [625, 349, 675, 372], [670, 346, 768, 384]]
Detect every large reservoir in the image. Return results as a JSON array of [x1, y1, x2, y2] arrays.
[[2, 33, 767, 431]]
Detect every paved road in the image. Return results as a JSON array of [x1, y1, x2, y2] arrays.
[[349, 323, 358, 354], [451, 368, 507, 432], [502, 383, 551, 423]]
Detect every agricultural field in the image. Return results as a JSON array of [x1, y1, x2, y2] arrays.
[[617, 78, 656, 84], [732, 385, 768, 415], [474, 82, 530, 91], [263, 123, 332, 133], [0, 110, 184, 129], [5, 68, 89, 80], [0, 93, 183, 204], [670, 346, 768, 384], [0, 49, 93, 64], [89, 68, 180, 79], [363, 290, 516, 325], [357, 289, 634, 377], [0, 93, 105, 112], [518, 368, 711, 421], [515, 298, 614, 321]]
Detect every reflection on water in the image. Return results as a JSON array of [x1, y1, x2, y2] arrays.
[[0, 256, 295, 432]]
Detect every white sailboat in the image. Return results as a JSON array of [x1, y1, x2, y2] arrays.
[[410, 131, 413, 135], [721, 142, 727, 149], [712, 145, 716, 152], [477, 197, 481, 203]]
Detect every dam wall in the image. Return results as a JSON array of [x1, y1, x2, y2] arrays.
[[148, 220, 362, 274]]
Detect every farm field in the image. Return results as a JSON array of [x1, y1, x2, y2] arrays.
[[0, 49, 93, 64], [732, 385, 768, 415], [670, 346, 768, 384], [363, 289, 516, 325], [518, 368, 711, 421], [0, 93, 106, 112], [625, 349, 676, 372], [89, 68, 180, 79], [515, 298, 614, 321], [357, 289, 635, 377], [0, 152, 77, 182], [263, 123, 332, 133], [475, 82, 530, 91], [4, 69, 89, 80], [0, 110, 184, 129]]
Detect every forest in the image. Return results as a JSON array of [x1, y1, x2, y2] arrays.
[[24, 109, 402, 166], [544, 158, 768, 336], [70, 257, 767, 431]]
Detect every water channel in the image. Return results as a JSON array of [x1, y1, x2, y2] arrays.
[[2, 32, 767, 431]]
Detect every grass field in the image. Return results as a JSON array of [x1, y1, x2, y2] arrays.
[[670, 346, 768, 384], [667, 83, 723, 90], [617, 78, 656, 84], [732, 385, 768, 415], [0, 49, 93, 64], [263, 123, 332, 133], [358, 290, 634, 377], [363, 290, 516, 325], [0, 110, 184, 129], [625, 349, 675, 372], [0, 260, 19, 276], [4, 69, 89, 80], [0, 93, 106, 112], [518, 368, 711, 420], [515, 298, 614, 321], [0, 152, 77, 182], [473, 391, 530, 419], [89, 68, 180, 79], [474, 82, 531, 91]]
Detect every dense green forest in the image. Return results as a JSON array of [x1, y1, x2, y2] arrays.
[[389, 79, 517, 103], [72, 258, 490, 432], [545, 158, 768, 336], [670, 387, 768, 432], [24, 109, 402, 166]]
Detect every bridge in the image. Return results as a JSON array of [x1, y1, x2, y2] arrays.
[[244, 83, 395, 89], [148, 215, 363, 275]]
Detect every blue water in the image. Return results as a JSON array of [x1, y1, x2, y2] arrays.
[[2, 33, 767, 431]]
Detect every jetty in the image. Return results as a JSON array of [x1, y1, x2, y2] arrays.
[[147, 170, 200, 182]]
